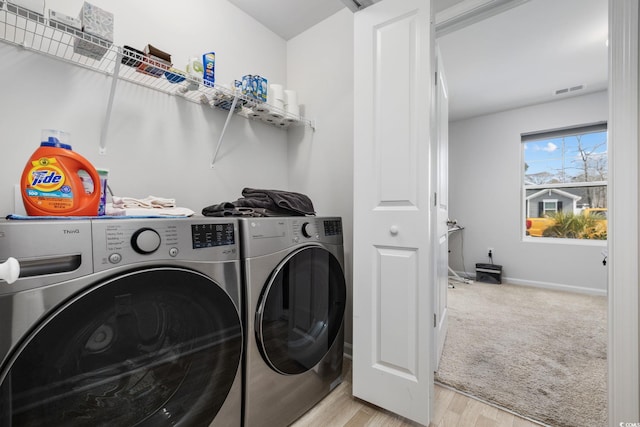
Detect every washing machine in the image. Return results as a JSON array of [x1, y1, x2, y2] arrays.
[[0, 217, 243, 427], [239, 216, 346, 427]]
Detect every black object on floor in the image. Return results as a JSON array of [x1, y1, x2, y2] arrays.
[[475, 263, 503, 284]]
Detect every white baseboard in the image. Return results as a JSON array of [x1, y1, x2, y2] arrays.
[[452, 270, 607, 296], [503, 277, 607, 296]]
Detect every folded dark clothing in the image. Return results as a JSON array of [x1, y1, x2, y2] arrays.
[[201, 205, 275, 217], [203, 207, 252, 217], [201, 202, 236, 214], [241, 188, 315, 216], [202, 188, 315, 218]]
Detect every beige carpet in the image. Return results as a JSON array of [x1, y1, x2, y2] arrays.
[[435, 281, 607, 427]]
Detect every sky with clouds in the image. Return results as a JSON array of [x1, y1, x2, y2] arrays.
[[524, 130, 607, 181]]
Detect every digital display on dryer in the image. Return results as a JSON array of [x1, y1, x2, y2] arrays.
[[323, 220, 342, 236], [191, 223, 235, 248]]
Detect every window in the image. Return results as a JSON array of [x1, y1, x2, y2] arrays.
[[522, 122, 607, 240], [543, 200, 559, 215]]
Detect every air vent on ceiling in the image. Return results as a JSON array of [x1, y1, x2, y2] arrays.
[[554, 84, 585, 96]]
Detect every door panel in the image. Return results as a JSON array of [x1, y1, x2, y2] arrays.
[[353, 0, 432, 424], [256, 247, 346, 375], [376, 15, 419, 205], [0, 268, 242, 427], [376, 247, 418, 374]]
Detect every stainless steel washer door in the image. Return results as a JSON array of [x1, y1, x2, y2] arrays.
[[256, 246, 346, 375], [0, 267, 242, 427]]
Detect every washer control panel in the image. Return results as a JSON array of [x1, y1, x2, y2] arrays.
[[101, 223, 178, 258], [191, 223, 235, 249], [92, 219, 238, 271]]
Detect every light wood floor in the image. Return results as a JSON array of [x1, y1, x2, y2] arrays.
[[291, 359, 542, 427]]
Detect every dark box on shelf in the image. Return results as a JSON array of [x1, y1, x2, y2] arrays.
[[475, 263, 502, 284]]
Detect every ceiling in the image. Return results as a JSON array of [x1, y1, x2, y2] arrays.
[[227, 0, 346, 41], [228, 0, 608, 122], [438, 0, 608, 121]]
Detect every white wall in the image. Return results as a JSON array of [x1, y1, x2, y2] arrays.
[[286, 9, 355, 346], [0, 0, 289, 216], [448, 90, 608, 294]]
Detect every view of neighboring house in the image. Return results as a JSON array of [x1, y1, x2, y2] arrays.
[[525, 188, 582, 217]]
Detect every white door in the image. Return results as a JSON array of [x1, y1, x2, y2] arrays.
[[352, 0, 433, 425], [433, 46, 449, 371]]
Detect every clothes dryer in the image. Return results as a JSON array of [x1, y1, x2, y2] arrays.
[[239, 217, 346, 427], [0, 217, 243, 427]]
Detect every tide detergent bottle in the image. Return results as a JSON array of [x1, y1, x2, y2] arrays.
[[21, 130, 101, 216]]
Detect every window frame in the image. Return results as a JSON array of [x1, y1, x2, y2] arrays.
[[521, 122, 608, 243]]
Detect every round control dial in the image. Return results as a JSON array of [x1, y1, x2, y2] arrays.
[[131, 228, 161, 254], [301, 222, 314, 238]]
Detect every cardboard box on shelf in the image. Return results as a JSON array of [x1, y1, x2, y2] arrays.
[[79, 1, 113, 40], [7, 0, 45, 23], [73, 2, 113, 61], [49, 10, 82, 35], [137, 44, 172, 78], [73, 32, 112, 61]]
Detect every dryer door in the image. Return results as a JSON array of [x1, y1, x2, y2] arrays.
[[0, 267, 242, 427], [256, 246, 346, 375]]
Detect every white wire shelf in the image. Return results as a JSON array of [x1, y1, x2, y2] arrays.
[[0, 5, 313, 131]]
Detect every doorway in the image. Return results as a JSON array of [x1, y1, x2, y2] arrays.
[[434, 0, 610, 425]]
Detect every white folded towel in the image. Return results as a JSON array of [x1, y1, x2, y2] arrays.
[[105, 203, 194, 217], [112, 195, 176, 209]]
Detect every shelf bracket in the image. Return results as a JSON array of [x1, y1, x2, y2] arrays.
[[211, 94, 239, 167], [99, 49, 123, 154]]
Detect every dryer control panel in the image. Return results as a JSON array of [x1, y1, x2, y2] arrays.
[[322, 219, 343, 236], [238, 217, 343, 258], [292, 218, 342, 242]]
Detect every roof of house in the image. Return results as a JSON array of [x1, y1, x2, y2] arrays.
[[525, 188, 583, 201]]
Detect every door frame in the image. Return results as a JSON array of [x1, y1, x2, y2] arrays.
[[607, 0, 639, 423], [434, 0, 639, 424]]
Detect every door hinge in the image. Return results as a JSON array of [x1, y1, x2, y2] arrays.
[[434, 313, 437, 327], [434, 192, 437, 207], [435, 71, 438, 86]]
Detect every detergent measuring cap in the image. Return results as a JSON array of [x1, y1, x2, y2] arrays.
[[21, 129, 101, 216]]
